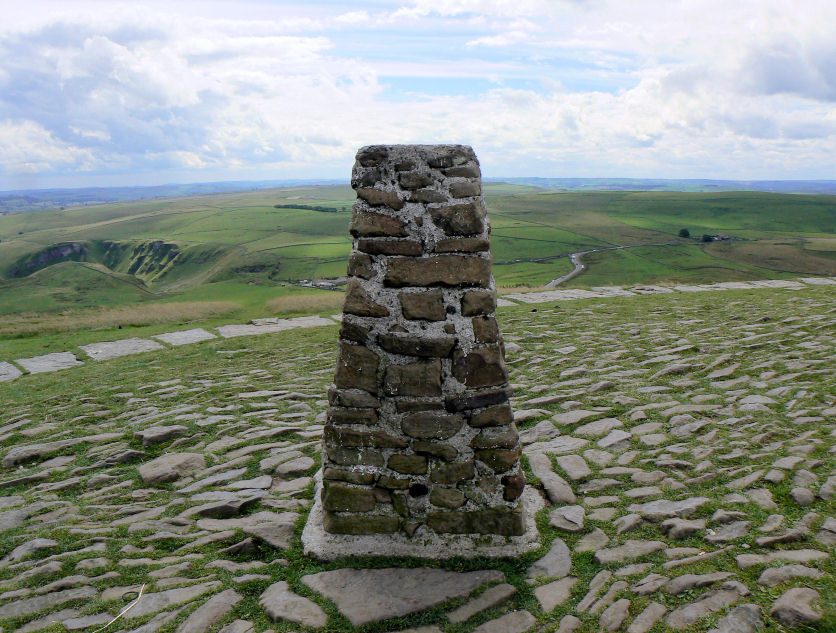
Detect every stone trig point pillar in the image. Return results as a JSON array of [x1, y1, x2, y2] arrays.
[[302, 144, 541, 559]]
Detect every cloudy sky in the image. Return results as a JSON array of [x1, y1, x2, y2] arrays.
[[1, 0, 835, 190]]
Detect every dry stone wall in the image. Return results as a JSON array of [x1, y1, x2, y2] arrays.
[[321, 144, 525, 538]]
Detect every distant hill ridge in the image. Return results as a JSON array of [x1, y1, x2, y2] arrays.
[[2, 178, 836, 214]]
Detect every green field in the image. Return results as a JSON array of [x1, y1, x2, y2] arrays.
[[0, 185, 833, 335]]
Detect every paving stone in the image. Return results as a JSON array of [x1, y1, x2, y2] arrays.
[[555, 454, 591, 480], [128, 582, 222, 619], [80, 338, 166, 360], [526, 451, 576, 503], [15, 352, 83, 373], [600, 598, 631, 632], [666, 588, 742, 629], [757, 564, 824, 586], [666, 572, 735, 595], [176, 589, 243, 633], [706, 603, 763, 633], [575, 527, 608, 552], [627, 602, 667, 633], [770, 587, 822, 626], [260, 580, 327, 628], [533, 576, 576, 612], [139, 452, 206, 484], [155, 328, 218, 346], [0, 361, 22, 382], [472, 610, 536, 633], [527, 537, 571, 579], [548, 505, 585, 532], [594, 539, 666, 564], [448, 583, 516, 623], [0, 586, 97, 619], [301, 567, 503, 626]]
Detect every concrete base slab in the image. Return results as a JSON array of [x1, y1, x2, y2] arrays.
[[80, 338, 165, 360], [302, 470, 543, 561], [0, 362, 22, 382], [155, 328, 217, 346], [16, 352, 83, 374]]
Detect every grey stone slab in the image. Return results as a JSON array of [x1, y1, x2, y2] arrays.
[[0, 585, 96, 619], [472, 610, 536, 633], [155, 328, 217, 346], [534, 577, 576, 612], [16, 352, 83, 374], [301, 567, 504, 626], [176, 589, 242, 633], [80, 337, 165, 360], [527, 537, 571, 579], [128, 582, 222, 619], [0, 361, 22, 382], [216, 316, 335, 338], [448, 583, 516, 623]]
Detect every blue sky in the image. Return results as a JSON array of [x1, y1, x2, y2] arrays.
[[1, 0, 835, 190]]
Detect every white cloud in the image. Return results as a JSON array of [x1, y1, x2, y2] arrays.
[[1, 0, 835, 187]]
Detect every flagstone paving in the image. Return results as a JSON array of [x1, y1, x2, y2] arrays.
[[0, 284, 832, 632]]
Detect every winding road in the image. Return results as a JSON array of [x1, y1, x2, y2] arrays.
[[545, 242, 680, 288]]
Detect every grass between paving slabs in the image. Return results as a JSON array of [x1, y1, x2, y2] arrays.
[[0, 286, 833, 632]]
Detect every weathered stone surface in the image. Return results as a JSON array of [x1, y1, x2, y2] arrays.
[[0, 586, 96, 620], [358, 238, 423, 256], [474, 445, 521, 472], [534, 577, 576, 612], [769, 587, 821, 626], [334, 342, 380, 394], [428, 201, 486, 235], [323, 481, 377, 512], [527, 537, 571, 579], [260, 581, 328, 628], [379, 333, 455, 357], [176, 589, 242, 633], [135, 425, 188, 446], [301, 567, 503, 626], [448, 583, 516, 623], [402, 411, 463, 439], [347, 252, 376, 278], [429, 487, 466, 508], [125, 582, 222, 619], [436, 237, 490, 253], [343, 278, 390, 317], [428, 507, 524, 535], [16, 351, 83, 373], [666, 589, 741, 629], [400, 290, 446, 321], [350, 209, 408, 237], [388, 454, 428, 475], [80, 338, 165, 360], [706, 604, 762, 633], [139, 452, 206, 484], [600, 599, 631, 632], [472, 610, 536, 633], [357, 187, 405, 210], [384, 256, 491, 288], [384, 360, 442, 396], [469, 404, 513, 428], [453, 346, 507, 388], [757, 564, 824, 586], [0, 361, 22, 382], [628, 602, 667, 633], [323, 513, 399, 534], [595, 539, 666, 564], [526, 451, 576, 503], [324, 426, 408, 449]]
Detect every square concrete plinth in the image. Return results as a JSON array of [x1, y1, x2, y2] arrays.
[[302, 470, 543, 561]]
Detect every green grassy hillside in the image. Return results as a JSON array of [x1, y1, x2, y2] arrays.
[[0, 185, 833, 329]]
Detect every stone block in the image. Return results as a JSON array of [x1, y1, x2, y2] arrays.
[[502, 472, 526, 501], [388, 454, 428, 475], [338, 320, 370, 344], [323, 468, 376, 485], [409, 188, 448, 203], [327, 386, 379, 408], [428, 201, 486, 235], [461, 290, 496, 316], [428, 507, 524, 536], [350, 209, 408, 237], [470, 426, 519, 449], [356, 145, 388, 166], [475, 446, 521, 473], [446, 386, 513, 412], [325, 446, 384, 467], [327, 407, 379, 425], [413, 441, 458, 461], [402, 411, 464, 439], [469, 404, 513, 427], [358, 239, 423, 256], [384, 360, 442, 396], [334, 342, 379, 394], [398, 171, 434, 189], [323, 513, 399, 535], [357, 187, 405, 210], [324, 426, 408, 449], [323, 482, 377, 512], [453, 346, 508, 388], [430, 461, 475, 484], [430, 487, 467, 508], [347, 253, 375, 279], [343, 278, 389, 317], [449, 181, 481, 198], [384, 256, 491, 288], [378, 333, 455, 357], [472, 316, 500, 343], [399, 290, 446, 321]]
